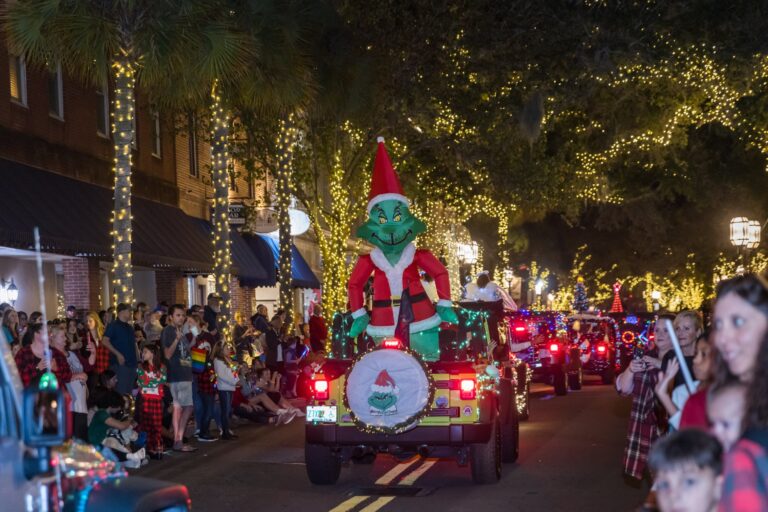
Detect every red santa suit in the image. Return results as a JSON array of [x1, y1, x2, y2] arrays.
[[348, 242, 453, 337]]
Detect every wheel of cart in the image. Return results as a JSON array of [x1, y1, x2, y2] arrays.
[[498, 377, 520, 463]]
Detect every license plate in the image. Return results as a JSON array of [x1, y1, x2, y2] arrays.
[[306, 405, 337, 423]]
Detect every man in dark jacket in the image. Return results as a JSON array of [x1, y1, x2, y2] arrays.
[[203, 293, 220, 339]]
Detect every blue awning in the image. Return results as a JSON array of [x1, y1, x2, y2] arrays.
[[242, 234, 321, 289], [0, 158, 271, 286]]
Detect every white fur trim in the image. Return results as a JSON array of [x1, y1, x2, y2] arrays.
[[371, 384, 395, 393], [377, 136, 385, 143], [369, 243, 416, 298], [367, 323, 396, 337], [351, 308, 367, 319], [365, 312, 442, 337], [409, 313, 441, 333], [436, 299, 453, 308], [367, 193, 410, 213]]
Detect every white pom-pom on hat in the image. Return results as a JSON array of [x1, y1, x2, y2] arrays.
[[376, 136, 385, 143]]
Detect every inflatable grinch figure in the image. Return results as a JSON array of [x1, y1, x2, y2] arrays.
[[348, 137, 458, 361]]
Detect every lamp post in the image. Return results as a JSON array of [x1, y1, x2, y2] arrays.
[[651, 289, 661, 312], [456, 241, 478, 285], [502, 268, 514, 295], [534, 278, 545, 309], [730, 217, 761, 272]]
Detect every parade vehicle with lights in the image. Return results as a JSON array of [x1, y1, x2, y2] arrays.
[[505, 310, 579, 395], [608, 313, 656, 370], [566, 314, 622, 385], [0, 335, 190, 511], [304, 334, 521, 485]]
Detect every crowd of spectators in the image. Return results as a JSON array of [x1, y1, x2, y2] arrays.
[[617, 274, 768, 512], [2, 293, 323, 469]]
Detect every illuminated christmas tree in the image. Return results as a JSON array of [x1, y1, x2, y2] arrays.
[[573, 277, 589, 312], [610, 281, 623, 313]]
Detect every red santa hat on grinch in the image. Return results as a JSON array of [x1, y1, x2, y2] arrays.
[[367, 137, 410, 213], [371, 369, 398, 394]]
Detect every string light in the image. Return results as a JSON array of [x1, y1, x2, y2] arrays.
[[209, 81, 233, 344], [110, 56, 136, 306], [275, 115, 299, 329]]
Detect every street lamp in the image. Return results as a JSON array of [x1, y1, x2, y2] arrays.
[[7, 279, 18, 305], [730, 217, 761, 270], [456, 241, 479, 266], [651, 289, 661, 312]]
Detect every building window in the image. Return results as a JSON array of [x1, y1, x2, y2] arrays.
[[48, 61, 64, 119], [188, 115, 199, 177], [8, 53, 27, 106], [151, 110, 161, 158], [96, 81, 109, 137]]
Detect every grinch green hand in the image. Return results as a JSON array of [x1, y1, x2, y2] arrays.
[[436, 305, 458, 324], [349, 313, 370, 337]]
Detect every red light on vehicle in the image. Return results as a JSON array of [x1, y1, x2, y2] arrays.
[[514, 326, 527, 333], [313, 379, 329, 400], [459, 379, 476, 400], [549, 343, 560, 353], [597, 344, 607, 354], [383, 338, 401, 349]]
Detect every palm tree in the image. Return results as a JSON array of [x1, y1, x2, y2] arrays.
[[3, 0, 227, 305]]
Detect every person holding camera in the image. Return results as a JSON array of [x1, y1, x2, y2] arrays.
[[617, 315, 674, 483]]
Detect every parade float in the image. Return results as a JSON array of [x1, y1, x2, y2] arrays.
[[304, 138, 523, 485]]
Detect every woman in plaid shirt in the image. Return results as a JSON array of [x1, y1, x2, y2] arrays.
[[711, 275, 768, 511], [84, 312, 110, 377], [14, 323, 72, 388]]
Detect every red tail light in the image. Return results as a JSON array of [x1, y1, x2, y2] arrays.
[[383, 338, 401, 349], [459, 379, 476, 400], [313, 379, 329, 400], [514, 326, 526, 333], [597, 344, 607, 354], [549, 343, 560, 353]]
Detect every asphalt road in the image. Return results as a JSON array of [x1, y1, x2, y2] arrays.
[[138, 377, 646, 512]]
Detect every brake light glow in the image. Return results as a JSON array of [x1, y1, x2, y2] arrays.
[[313, 379, 329, 400], [459, 379, 476, 400], [549, 343, 560, 353], [383, 338, 402, 349], [597, 344, 607, 354], [514, 326, 527, 333]]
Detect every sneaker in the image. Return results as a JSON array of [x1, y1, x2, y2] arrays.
[[141, 458, 149, 467], [226, 430, 239, 439], [193, 430, 200, 438], [281, 410, 298, 425], [220, 433, 235, 441], [291, 408, 305, 418], [197, 434, 218, 442], [124, 459, 142, 469]]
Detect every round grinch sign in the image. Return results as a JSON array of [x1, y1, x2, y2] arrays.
[[344, 347, 434, 434]]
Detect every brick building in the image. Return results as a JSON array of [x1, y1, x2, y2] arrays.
[[0, 42, 320, 318]]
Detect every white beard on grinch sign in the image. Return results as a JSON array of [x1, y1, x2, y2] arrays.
[[345, 349, 433, 433]]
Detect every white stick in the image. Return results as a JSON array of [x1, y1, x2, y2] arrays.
[[663, 318, 695, 393], [33, 227, 52, 371]]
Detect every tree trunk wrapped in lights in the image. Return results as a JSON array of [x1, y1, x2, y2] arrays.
[[210, 82, 233, 343], [275, 115, 299, 328], [111, 54, 136, 306]]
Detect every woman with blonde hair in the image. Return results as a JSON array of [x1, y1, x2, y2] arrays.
[[84, 311, 110, 382]]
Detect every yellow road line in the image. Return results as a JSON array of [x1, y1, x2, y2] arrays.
[[328, 495, 371, 512], [374, 456, 420, 485], [398, 459, 437, 486], [358, 497, 396, 512]]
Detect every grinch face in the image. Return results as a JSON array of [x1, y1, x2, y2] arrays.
[[368, 391, 398, 411], [356, 200, 426, 254]]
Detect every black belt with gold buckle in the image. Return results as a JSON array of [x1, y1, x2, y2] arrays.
[[373, 292, 428, 308]]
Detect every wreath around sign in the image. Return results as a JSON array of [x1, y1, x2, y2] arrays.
[[343, 345, 436, 435]]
